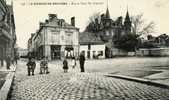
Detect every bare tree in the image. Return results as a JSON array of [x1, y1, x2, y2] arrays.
[[88, 12, 101, 23], [131, 13, 156, 37], [85, 12, 101, 32]]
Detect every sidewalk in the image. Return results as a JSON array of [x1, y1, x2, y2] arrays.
[[0, 63, 16, 100], [107, 67, 169, 88], [145, 70, 169, 86]]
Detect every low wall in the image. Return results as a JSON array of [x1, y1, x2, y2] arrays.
[[136, 48, 169, 56], [112, 48, 135, 57]]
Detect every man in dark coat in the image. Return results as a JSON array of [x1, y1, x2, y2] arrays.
[[63, 58, 68, 73], [79, 52, 85, 72], [6, 55, 11, 69], [26, 58, 36, 76], [14, 55, 19, 65]]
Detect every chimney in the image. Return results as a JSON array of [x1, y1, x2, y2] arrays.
[[31, 33, 35, 39], [71, 17, 75, 26], [49, 14, 57, 20], [45, 19, 49, 23], [39, 22, 43, 26]]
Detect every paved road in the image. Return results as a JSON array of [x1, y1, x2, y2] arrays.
[[9, 59, 169, 100]]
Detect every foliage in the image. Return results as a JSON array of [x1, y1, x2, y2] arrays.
[[116, 13, 156, 51], [131, 13, 156, 36], [85, 12, 101, 33], [117, 33, 139, 51]]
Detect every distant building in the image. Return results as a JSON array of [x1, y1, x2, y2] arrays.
[[18, 48, 28, 58], [140, 34, 169, 48], [0, 0, 16, 66], [85, 7, 132, 58], [79, 32, 105, 59], [29, 14, 79, 60]]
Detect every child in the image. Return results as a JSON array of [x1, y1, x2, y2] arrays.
[[26, 58, 36, 76], [71, 57, 76, 69], [40, 57, 49, 74], [63, 58, 68, 73]]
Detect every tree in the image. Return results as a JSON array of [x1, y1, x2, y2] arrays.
[[116, 13, 156, 51], [131, 13, 156, 37], [85, 12, 101, 32], [117, 33, 138, 51]]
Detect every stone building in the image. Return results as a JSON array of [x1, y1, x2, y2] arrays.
[[18, 48, 28, 58], [29, 14, 79, 60], [0, 0, 16, 66], [79, 32, 105, 59], [85, 7, 132, 58]]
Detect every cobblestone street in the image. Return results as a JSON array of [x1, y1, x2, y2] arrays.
[[9, 58, 169, 100]]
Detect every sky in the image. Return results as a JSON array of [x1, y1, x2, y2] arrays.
[[7, 0, 169, 49]]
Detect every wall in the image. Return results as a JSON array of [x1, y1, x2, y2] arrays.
[[136, 48, 169, 56], [111, 48, 128, 57]]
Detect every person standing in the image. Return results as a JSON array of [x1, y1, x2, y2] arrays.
[[31, 58, 36, 75], [63, 58, 68, 73], [79, 52, 85, 72], [14, 55, 18, 65], [26, 58, 36, 76], [71, 57, 76, 69], [0, 57, 3, 67], [40, 57, 49, 74], [6, 55, 11, 70]]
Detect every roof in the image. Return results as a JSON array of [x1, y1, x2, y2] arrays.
[[105, 7, 110, 19], [79, 32, 104, 45], [7, 5, 13, 14], [44, 16, 78, 30]]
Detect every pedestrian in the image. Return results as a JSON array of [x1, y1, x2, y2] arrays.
[[26, 57, 36, 76], [40, 57, 49, 74], [0, 57, 3, 67], [6, 55, 11, 70], [79, 52, 85, 72], [63, 58, 68, 73], [14, 55, 18, 65], [31, 58, 36, 75], [71, 57, 76, 69]]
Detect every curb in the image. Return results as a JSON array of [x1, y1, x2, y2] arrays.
[[0, 66, 16, 100], [105, 74, 169, 89]]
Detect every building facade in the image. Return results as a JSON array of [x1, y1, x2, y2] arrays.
[[79, 32, 105, 59], [18, 48, 28, 58], [29, 14, 79, 60], [0, 0, 16, 66]]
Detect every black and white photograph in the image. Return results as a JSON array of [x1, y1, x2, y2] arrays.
[[0, 0, 169, 99]]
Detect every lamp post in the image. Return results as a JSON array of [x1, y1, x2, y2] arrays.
[[44, 27, 46, 58]]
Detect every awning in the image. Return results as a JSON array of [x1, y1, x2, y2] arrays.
[[65, 45, 73, 51]]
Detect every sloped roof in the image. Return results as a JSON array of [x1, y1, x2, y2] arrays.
[[7, 5, 13, 14], [79, 32, 104, 45], [44, 17, 78, 29]]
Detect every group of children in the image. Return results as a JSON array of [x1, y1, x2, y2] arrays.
[[26, 57, 49, 76], [26, 56, 76, 76], [63, 57, 76, 73]]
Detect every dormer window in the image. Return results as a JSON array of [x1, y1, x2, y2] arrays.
[[106, 31, 109, 36]]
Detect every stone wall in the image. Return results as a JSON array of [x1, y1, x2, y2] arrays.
[[136, 48, 169, 56]]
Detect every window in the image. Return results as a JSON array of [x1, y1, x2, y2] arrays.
[[106, 31, 109, 36], [65, 32, 73, 45], [87, 51, 90, 58], [88, 44, 91, 50], [98, 51, 103, 56], [51, 31, 59, 43], [93, 51, 96, 58]]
